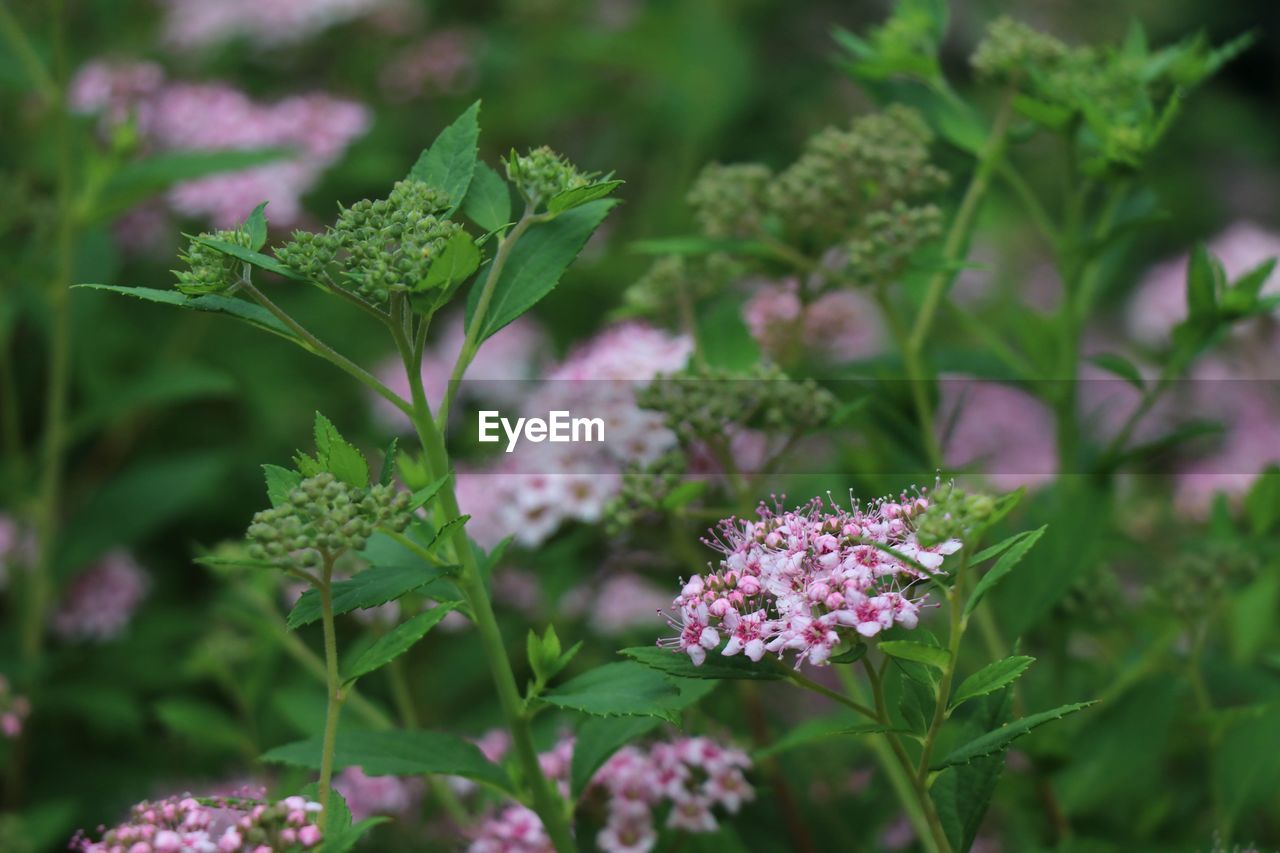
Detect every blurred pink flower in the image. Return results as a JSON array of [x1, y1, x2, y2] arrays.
[[0, 674, 31, 739], [333, 766, 422, 822], [52, 549, 149, 643], [584, 572, 671, 635], [380, 30, 480, 102], [0, 514, 36, 591], [160, 0, 394, 50], [70, 62, 369, 228], [938, 376, 1058, 491], [743, 280, 882, 364]]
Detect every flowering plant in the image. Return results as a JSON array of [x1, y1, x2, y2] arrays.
[[3, 0, 1280, 851]]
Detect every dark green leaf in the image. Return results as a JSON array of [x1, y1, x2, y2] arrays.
[[1087, 353, 1145, 391], [965, 526, 1046, 617], [408, 101, 480, 212], [949, 656, 1035, 711], [620, 646, 784, 681], [194, 235, 308, 281], [378, 438, 399, 487], [879, 640, 950, 670], [262, 729, 514, 793], [288, 563, 455, 628], [933, 688, 1013, 852], [1186, 243, 1222, 320], [828, 642, 868, 665], [343, 604, 457, 685], [466, 199, 617, 342], [660, 480, 708, 511], [263, 464, 301, 507], [753, 715, 898, 760], [74, 285, 296, 339], [542, 662, 682, 721], [244, 201, 269, 251], [420, 231, 481, 291], [548, 179, 624, 214], [931, 701, 1097, 770], [96, 148, 291, 219], [462, 162, 513, 232], [313, 412, 369, 489]]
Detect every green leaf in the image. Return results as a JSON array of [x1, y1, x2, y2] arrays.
[[313, 412, 369, 489], [74, 285, 296, 340], [949, 656, 1035, 711], [194, 235, 308, 281], [155, 698, 252, 755], [343, 604, 457, 685], [461, 162, 512, 232], [931, 701, 1097, 770], [528, 625, 582, 687], [66, 365, 237, 441], [933, 688, 1013, 852], [263, 464, 301, 507], [879, 640, 951, 671], [1244, 465, 1280, 536], [466, 199, 617, 342], [828, 642, 868, 665], [322, 817, 388, 853], [1213, 705, 1280, 826], [378, 438, 399, 487], [244, 201, 269, 251], [288, 563, 455, 628], [1186, 243, 1222, 321], [408, 472, 452, 511], [965, 526, 1046, 617], [261, 729, 514, 794], [408, 100, 480, 213], [96, 148, 290, 219], [194, 554, 280, 571], [753, 714, 898, 760], [1087, 353, 1145, 391], [630, 236, 774, 258], [547, 179, 624, 214], [570, 715, 663, 798], [542, 662, 682, 721], [660, 480, 708, 511], [420, 231, 481, 292], [620, 646, 784, 681]]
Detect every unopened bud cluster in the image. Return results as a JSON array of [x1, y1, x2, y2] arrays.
[[174, 228, 253, 295], [276, 179, 459, 303], [246, 472, 412, 569], [1150, 541, 1260, 621], [638, 363, 836, 445], [970, 16, 1067, 79], [686, 162, 773, 240], [504, 145, 589, 206], [767, 106, 948, 245], [845, 201, 944, 285], [604, 450, 687, 533], [912, 484, 995, 547], [623, 255, 726, 320]]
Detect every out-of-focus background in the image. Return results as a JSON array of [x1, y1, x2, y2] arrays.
[[2, 1, 1279, 850]]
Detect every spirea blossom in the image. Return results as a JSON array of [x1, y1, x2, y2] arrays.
[[0, 514, 36, 591], [937, 377, 1058, 492], [0, 674, 31, 739], [743, 280, 883, 364], [456, 322, 692, 549], [52, 550, 149, 643], [661, 493, 956, 669], [379, 30, 480, 101], [71, 793, 324, 852], [69, 62, 369, 228], [332, 766, 422, 822], [160, 0, 392, 50], [467, 734, 753, 853]]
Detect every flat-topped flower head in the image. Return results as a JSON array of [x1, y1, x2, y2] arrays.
[[660, 489, 957, 669]]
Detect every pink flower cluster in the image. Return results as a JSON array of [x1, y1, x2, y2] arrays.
[[662, 493, 955, 669], [70, 61, 369, 229], [332, 766, 422, 822], [937, 376, 1058, 493], [159, 0, 392, 50], [743, 279, 883, 365], [72, 793, 323, 852], [0, 674, 31, 738], [467, 733, 753, 853], [456, 322, 692, 548], [52, 549, 149, 643]]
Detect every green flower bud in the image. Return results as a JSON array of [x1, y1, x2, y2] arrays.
[[504, 146, 589, 206]]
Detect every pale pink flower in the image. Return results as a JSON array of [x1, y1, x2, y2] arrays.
[[160, 0, 393, 50], [938, 376, 1058, 492], [52, 550, 148, 643], [743, 280, 882, 364], [332, 766, 422, 822], [380, 30, 480, 102], [0, 674, 31, 739]]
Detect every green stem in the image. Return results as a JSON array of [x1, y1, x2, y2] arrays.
[[916, 554, 969, 782], [909, 88, 1016, 354], [786, 670, 879, 721], [436, 210, 542, 427], [834, 666, 936, 852], [393, 318, 575, 851], [0, 2, 57, 101], [876, 284, 943, 469], [239, 280, 414, 421], [316, 555, 346, 832], [863, 657, 953, 853]]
